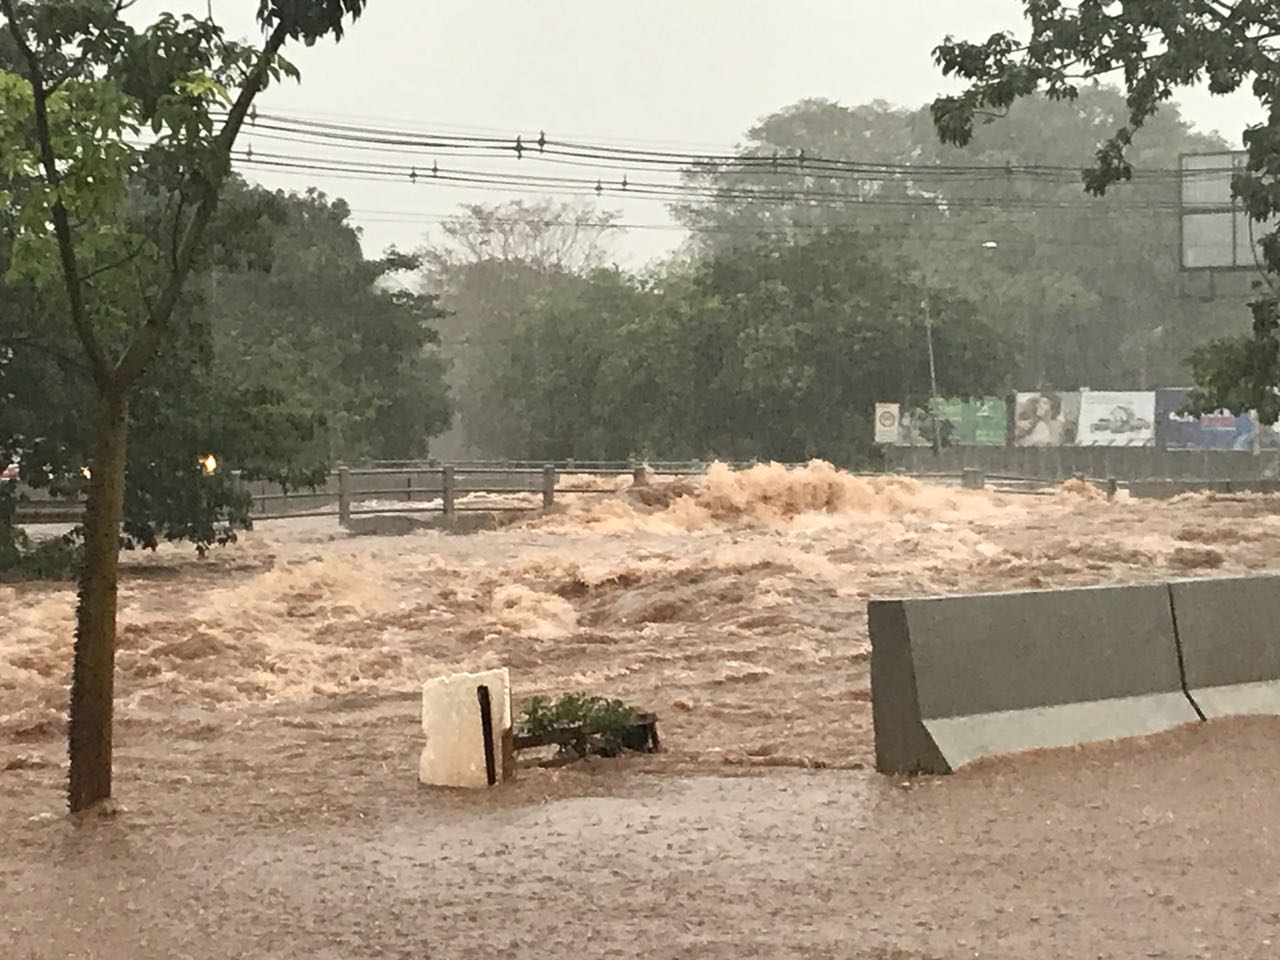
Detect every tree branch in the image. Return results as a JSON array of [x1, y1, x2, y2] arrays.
[[1, 0, 112, 390], [0, 330, 93, 375], [114, 22, 290, 387], [81, 239, 148, 283], [169, 188, 187, 273]]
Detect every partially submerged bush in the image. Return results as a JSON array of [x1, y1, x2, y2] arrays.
[[0, 527, 82, 581], [518, 693, 640, 758]]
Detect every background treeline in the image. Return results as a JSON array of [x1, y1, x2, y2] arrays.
[[3, 85, 1256, 564], [427, 87, 1250, 462], [2, 180, 449, 559]]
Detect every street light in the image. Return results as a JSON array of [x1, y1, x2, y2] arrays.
[[924, 296, 941, 455], [921, 240, 999, 456]]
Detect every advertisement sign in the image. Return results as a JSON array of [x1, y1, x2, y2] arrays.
[[1076, 390, 1157, 446], [898, 397, 1007, 446], [896, 407, 933, 446], [1012, 391, 1081, 447], [1156, 387, 1279, 450], [939, 397, 1007, 446], [874, 403, 901, 445]]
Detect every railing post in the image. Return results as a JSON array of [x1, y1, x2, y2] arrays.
[[1105, 477, 1118, 501], [542, 464, 556, 510], [338, 466, 351, 527], [442, 465, 455, 517], [229, 469, 248, 514]]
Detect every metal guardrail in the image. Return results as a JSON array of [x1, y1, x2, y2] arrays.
[[21, 463, 1267, 527], [10, 461, 760, 526]]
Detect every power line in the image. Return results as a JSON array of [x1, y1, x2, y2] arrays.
[[255, 103, 745, 153], [193, 108, 1236, 254], [232, 149, 1189, 212], [239, 110, 1220, 182]]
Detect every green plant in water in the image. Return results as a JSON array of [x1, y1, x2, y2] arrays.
[[0, 527, 83, 582], [519, 693, 639, 758]]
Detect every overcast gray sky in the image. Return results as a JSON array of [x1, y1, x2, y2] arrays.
[[149, 2, 1263, 265]]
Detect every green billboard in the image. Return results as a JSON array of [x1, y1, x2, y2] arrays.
[[904, 397, 1008, 446]]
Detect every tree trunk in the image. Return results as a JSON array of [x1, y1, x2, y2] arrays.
[[68, 386, 129, 812]]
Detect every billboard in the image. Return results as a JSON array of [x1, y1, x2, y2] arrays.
[[1156, 387, 1279, 450], [1012, 391, 1080, 447], [1076, 390, 1156, 447], [874, 403, 901, 445], [942, 396, 1008, 445], [902, 397, 1007, 446], [1180, 152, 1279, 271]]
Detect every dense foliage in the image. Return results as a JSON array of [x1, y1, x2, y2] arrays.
[[207, 186, 450, 465], [421, 198, 619, 459], [2, 182, 449, 561], [519, 694, 643, 759], [486, 229, 1009, 464], [680, 88, 1241, 392], [1, 0, 370, 810], [428, 89, 1236, 462], [930, 2, 1280, 421]]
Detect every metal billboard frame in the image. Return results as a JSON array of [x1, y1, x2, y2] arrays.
[[1179, 150, 1274, 274]]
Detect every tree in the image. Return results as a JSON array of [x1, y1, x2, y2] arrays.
[[425, 198, 621, 275], [930, 3, 1280, 420], [2, 179, 449, 564], [677, 90, 1240, 391], [1, 180, 334, 564], [419, 199, 620, 457], [0, 0, 369, 811], [490, 229, 1012, 463], [678, 229, 1010, 460], [495, 267, 660, 459], [210, 186, 451, 462]]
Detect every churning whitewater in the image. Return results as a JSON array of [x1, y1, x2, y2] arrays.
[[0, 463, 1265, 765]]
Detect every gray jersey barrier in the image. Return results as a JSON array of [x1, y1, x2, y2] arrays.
[[870, 582, 1218, 775], [1171, 575, 1280, 719]]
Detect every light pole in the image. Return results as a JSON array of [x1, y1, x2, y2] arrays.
[[924, 295, 941, 455], [920, 241, 998, 457]]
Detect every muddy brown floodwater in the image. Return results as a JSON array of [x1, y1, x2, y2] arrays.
[[4, 463, 1280, 959]]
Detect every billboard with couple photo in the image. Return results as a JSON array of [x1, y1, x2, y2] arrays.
[[1015, 390, 1158, 447], [1012, 391, 1080, 447]]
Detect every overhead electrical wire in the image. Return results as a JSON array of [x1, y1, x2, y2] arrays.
[[250, 102, 747, 153], [231, 110, 1226, 183], [231, 149, 1193, 213], [138, 106, 1233, 251]]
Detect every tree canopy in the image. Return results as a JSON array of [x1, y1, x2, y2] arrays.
[[1, 0, 371, 810], [433, 89, 1249, 466], [678, 89, 1242, 392], [419, 198, 619, 458], [930, 2, 1280, 420], [2, 180, 449, 557], [478, 228, 1010, 464]]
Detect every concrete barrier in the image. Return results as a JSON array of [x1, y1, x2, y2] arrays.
[[419, 668, 513, 788], [883, 445, 1280, 482], [870, 584, 1200, 774], [1170, 576, 1280, 718]]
